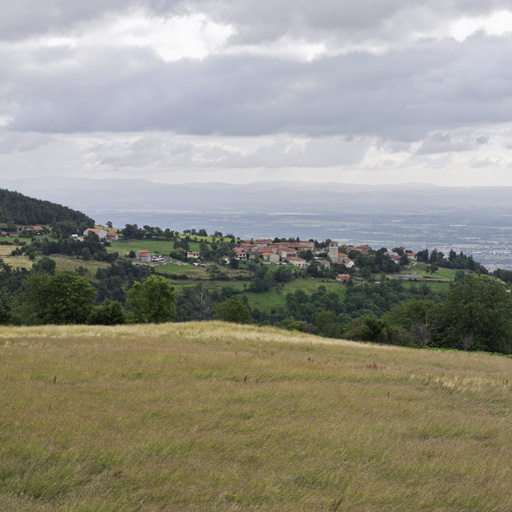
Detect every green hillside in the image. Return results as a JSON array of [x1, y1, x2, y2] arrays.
[[0, 188, 94, 227], [1, 322, 511, 511]]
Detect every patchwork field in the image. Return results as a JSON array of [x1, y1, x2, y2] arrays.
[[0, 322, 511, 511]]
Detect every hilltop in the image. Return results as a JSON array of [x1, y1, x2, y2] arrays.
[[1, 321, 511, 511], [0, 188, 94, 227]]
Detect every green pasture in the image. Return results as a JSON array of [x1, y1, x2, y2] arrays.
[[107, 240, 181, 256], [406, 266, 457, 281], [244, 279, 347, 311]]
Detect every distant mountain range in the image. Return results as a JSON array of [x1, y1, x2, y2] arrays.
[[4, 176, 512, 219]]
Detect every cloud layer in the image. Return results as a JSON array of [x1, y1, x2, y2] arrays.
[[1, 0, 512, 185]]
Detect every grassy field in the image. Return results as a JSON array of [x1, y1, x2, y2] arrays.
[[155, 262, 210, 279], [245, 279, 346, 311], [107, 240, 179, 256], [401, 281, 452, 293], [406, 266, 457, 281], [107, 239, 203, 256], [1, 322, 510, 511], [0, 254, 33, 270], [0, 245, 17, 256], [50, 255, 111, 275]]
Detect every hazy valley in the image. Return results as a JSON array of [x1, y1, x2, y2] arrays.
[[5, 177, 512, 270]]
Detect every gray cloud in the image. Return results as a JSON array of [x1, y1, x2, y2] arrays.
[[153, 0, 512, 45], [0, 130, 53, 154], [0, 0, 131, 41], [2, 0, 510, 46], [2, 0, 512, 186], [91, 133, 370, 170], [5, 34, 512, 141], [469, 156, 503, 168], [415, 133, 473, 155]]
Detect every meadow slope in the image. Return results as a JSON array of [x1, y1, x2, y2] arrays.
[[0, 322, 511, 511]]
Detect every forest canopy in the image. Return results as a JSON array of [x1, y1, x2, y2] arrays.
[[0, 188, 94, 227]]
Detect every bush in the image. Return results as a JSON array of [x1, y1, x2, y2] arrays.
[[344, 314, 390, 344], [213, 296, 251, 324], [88, 300, 126, 325]]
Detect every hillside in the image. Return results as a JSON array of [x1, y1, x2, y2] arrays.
[[0, 188, 94, 227], [1, 322, 511, 511]]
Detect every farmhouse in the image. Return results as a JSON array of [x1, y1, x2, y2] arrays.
[[135, 250, 152, 262], [287, 257, 309, 269], [21, 225, 45, 233], [187, 251, 200, 260], [83, 228, 108, 240], [233, 247, 248, 260]]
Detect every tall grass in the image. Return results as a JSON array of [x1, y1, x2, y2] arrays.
[[0, 322, 511, 511]]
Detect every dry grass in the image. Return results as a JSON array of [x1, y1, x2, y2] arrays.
[[0, 322, 511, 511], [0, 245, 18, 256], [0, 254, 33, 269], [50, 255, 110, 274]]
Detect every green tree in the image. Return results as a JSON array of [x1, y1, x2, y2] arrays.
[[45, 272, 96, 324], [315, 311, 341, 338], [32, 257, 56, 274], [454, 269, 466, 283], [428, 264, 438, 275], [213, 296, 250, 324], [436, 274, 512, 353], [344, 314, 390, 344], [275, 266, 294, 283], [88, 300, 126, 325], [298, 249, 314, 261], [18, 273, 51, 325], [19, 271, 96, 325], [383, 300, 439, 346], [0, 291, 11, 324], [81, 247, 92, 261], [399, 253, 409, 266], [127, 275, 176, 324]]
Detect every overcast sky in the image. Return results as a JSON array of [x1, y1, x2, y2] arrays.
[[2, 0, 512, 186]]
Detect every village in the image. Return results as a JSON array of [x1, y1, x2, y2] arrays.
[[126, 233, 419, 283], [2, 222, 420, 284]]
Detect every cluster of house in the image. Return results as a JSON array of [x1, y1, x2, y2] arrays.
[[82, 231, 417, 284], [2, 225, 46, 237], [223, 239, 368, 268], [386, 248, 417, 262]]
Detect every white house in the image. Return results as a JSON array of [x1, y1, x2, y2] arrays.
[[287, 257, 308, 269], [83, 228, 108, 240]]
